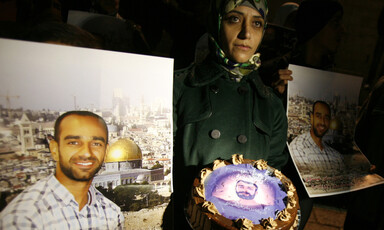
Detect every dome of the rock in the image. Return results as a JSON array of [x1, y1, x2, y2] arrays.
[[105, 138, 142, 162]]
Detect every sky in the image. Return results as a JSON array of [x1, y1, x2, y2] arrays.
[[0, 38, 173, 112], [288, 65, 363, 104]]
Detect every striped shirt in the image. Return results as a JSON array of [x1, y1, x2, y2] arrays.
[[289, 131, 345, 174], [0, 174, 124, 230]]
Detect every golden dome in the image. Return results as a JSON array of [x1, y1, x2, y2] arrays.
[[105, 138, 142, 162]]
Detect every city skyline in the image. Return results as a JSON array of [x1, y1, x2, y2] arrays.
[[288, 64, 362, 103], [0, 38, 173, 111]]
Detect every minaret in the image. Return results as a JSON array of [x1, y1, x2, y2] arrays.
[[17, 113, 35, 154]]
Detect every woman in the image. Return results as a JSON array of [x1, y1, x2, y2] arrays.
[[171, 0, 288, 228]]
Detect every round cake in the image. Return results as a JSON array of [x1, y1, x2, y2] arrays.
[[186, 154, 300, 230]]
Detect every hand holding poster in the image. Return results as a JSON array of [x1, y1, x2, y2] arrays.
[[287, 65, 384, 197]]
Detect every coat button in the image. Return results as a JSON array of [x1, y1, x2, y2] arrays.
[[210, 85, 219, 94], [237, 86, 248, 94], [237, 135, 247, 144], [210, 129, 221, 139]]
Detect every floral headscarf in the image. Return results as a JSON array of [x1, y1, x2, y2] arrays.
[[208, 0, 268, 76]]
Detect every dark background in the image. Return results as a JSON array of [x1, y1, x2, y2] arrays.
[[0, 0, 383, 103]]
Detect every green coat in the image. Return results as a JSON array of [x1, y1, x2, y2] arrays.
[[174, 58, 288, 165], [171, 57, 288, 228]]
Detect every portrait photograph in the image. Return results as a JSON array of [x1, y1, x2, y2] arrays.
[[204, 164, 286, 223], [287, 64, 384, 197], [0, 38, 173, 229]]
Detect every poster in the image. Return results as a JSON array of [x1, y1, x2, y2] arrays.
[[0, 38, 173, 229], [287, 64, 384, 197]]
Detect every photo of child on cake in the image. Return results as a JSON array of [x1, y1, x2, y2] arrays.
[[287, 65, 384, 197]]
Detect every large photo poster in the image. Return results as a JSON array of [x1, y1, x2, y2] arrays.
[[0, 38, 173, 229], [287, 64, 384, 197]]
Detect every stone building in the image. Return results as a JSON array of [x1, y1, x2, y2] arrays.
[[92, 138, 164, 189]]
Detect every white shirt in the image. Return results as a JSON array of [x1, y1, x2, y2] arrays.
[[0, 174, 124, 229], [289, 131, 345, 174]]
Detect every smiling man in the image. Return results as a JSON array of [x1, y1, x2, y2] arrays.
[[0, 111, 124, 229], [290, 101, 345, 173]]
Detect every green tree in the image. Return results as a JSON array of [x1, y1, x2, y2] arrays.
[[151, 161, 163, 169]]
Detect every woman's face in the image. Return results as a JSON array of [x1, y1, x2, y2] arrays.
[[220, 6, 264, 63]]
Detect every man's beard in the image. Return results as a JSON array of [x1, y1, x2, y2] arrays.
[[313, 125, 328, 138], [59, 156, 102, 182], [237, 191, 255, 200]]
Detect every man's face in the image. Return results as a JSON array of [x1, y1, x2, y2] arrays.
[[236, 180, 257, 200], [311, 103, 331, 138], [51, 115, 108, 183]]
